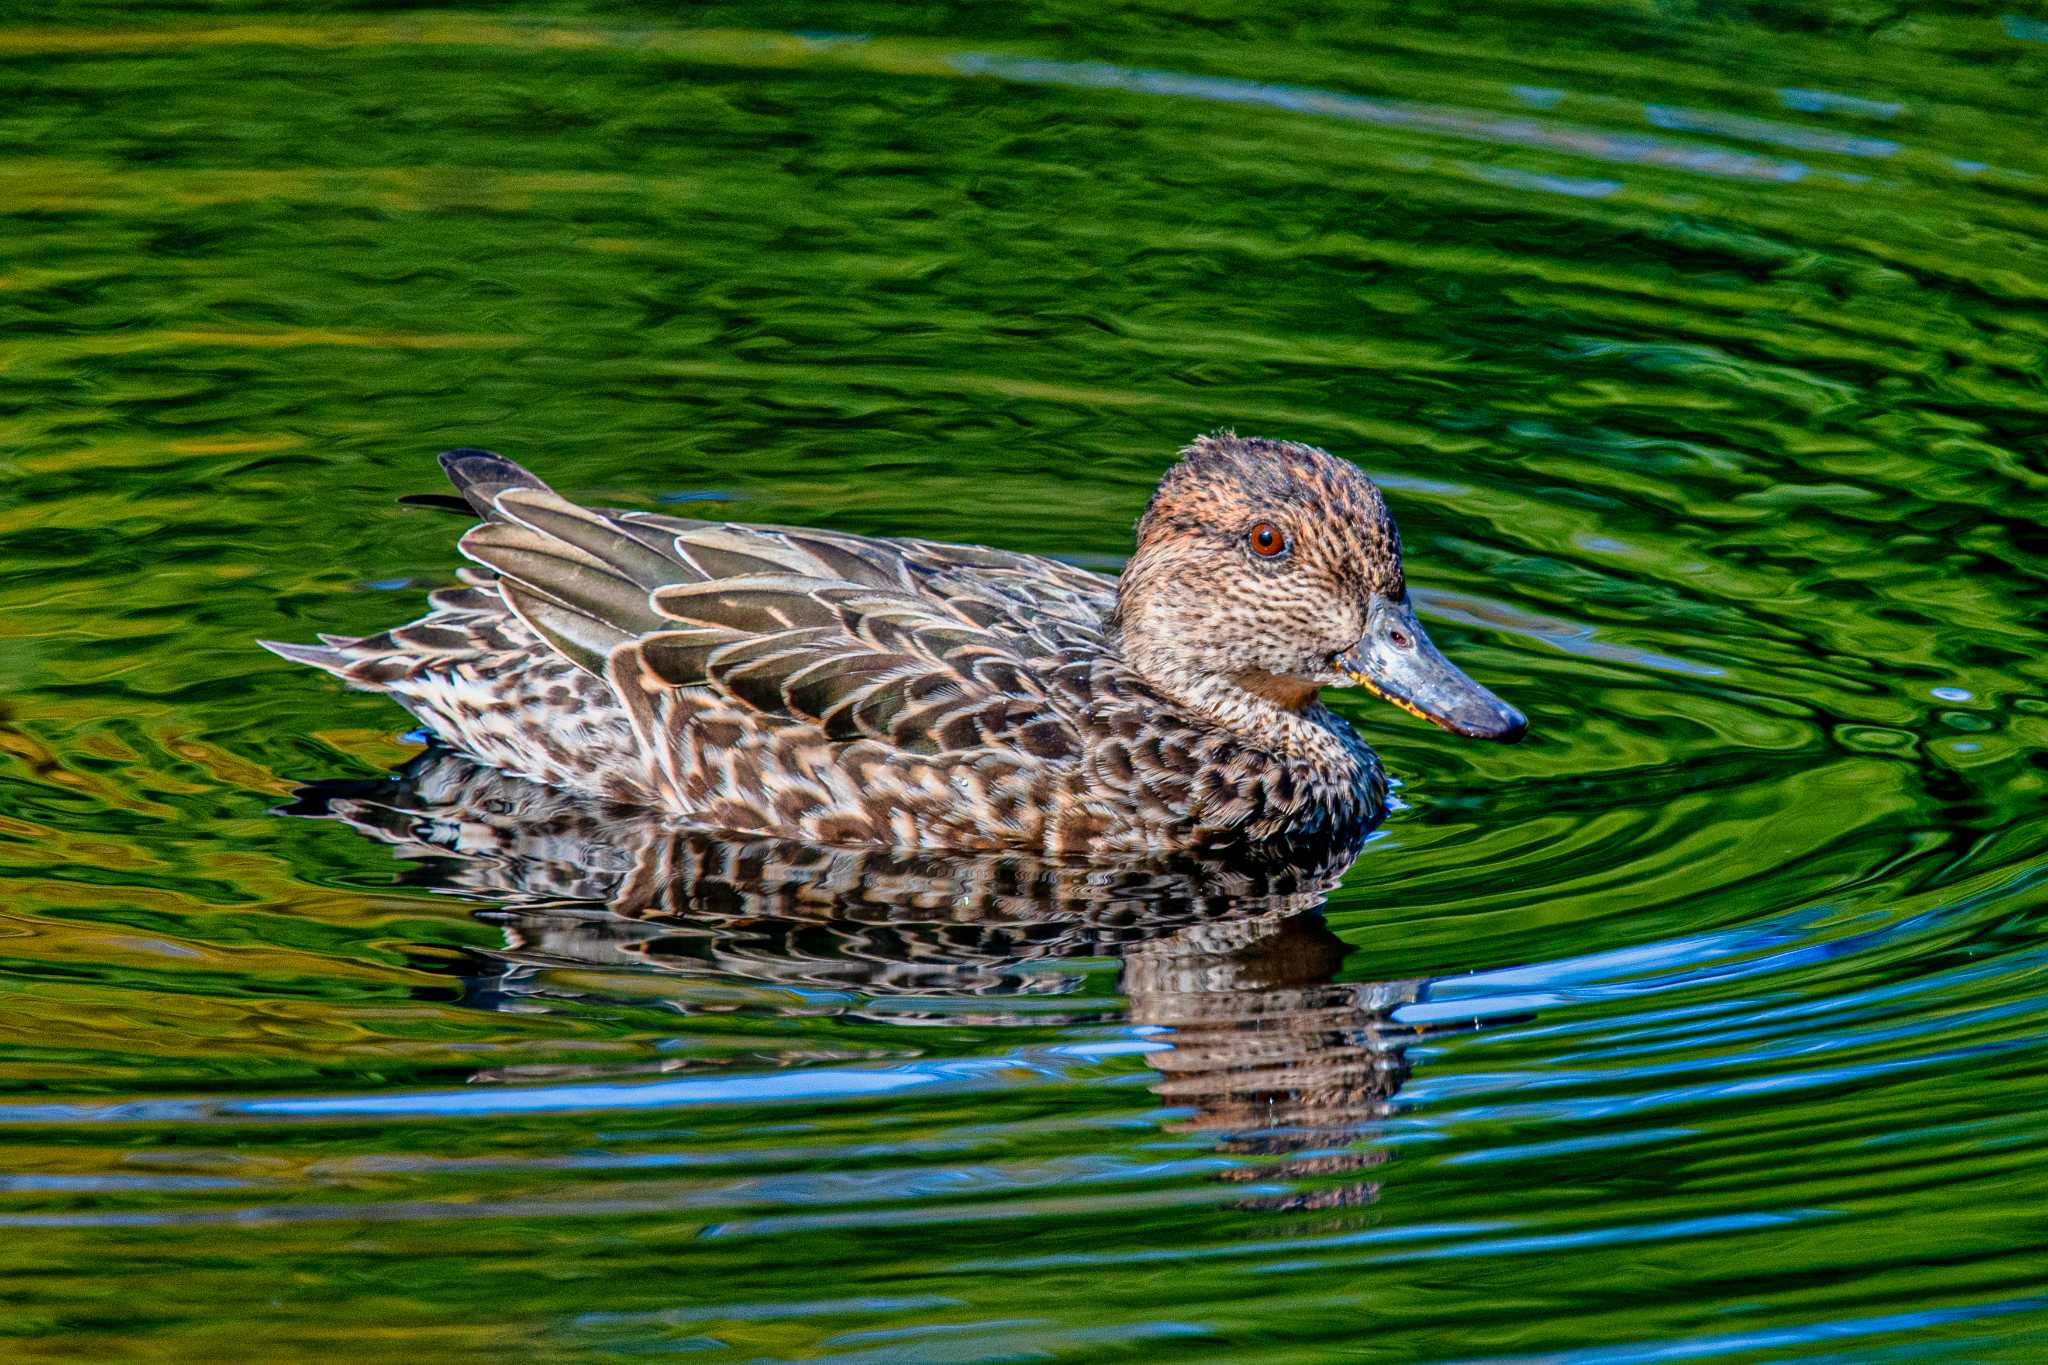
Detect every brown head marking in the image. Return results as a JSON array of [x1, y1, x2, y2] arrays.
[[1111, 432, 1407, 713]]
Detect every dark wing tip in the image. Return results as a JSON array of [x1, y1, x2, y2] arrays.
[[437, 446, 519, 477], [438, 448, 551, 519]]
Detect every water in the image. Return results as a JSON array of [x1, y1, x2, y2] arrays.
[[3, 2, 2047, 1359]]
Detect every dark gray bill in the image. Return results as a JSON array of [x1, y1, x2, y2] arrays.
[[1338, 596, 1527, 742]]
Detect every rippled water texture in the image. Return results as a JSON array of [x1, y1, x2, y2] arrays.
[[4, 3, 2048, 1360]]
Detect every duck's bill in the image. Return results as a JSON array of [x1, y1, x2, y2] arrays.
[[1338, 600, 1527, 742]]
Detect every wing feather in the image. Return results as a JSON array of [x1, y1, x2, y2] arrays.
[[408, 454, 1096, 763], [652, 578, 848, 633], [497, 581, 627, 676], [627, 572, 1080, 758], [461, 523, 662, 638], [493, 488, 691, 591]]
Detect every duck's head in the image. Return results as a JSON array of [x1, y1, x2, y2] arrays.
[[1110, 434, 1526, 742]]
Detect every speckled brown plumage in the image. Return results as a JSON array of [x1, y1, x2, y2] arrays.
[[264, 434, 1512, 857]]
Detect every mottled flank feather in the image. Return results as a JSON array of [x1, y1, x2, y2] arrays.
[[286, 747, 1355, 922], [265, 437, 1402, 856]]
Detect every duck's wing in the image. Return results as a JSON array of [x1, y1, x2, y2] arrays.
[[451, 455, 1097, 763], [609, 511, 1115, 659]]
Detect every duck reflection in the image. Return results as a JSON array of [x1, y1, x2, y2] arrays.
[[289, 750, 1473, 1208]]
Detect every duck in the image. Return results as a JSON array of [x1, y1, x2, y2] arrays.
[[264, 433, 1525, 857]]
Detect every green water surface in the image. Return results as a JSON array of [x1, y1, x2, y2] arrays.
[[3, 2, 2047, 1360]]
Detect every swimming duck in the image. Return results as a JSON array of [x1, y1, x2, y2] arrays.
[[265, 434, 1524, 856]]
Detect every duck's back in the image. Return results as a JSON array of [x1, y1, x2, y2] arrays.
[[267, 452, 1144, 851]]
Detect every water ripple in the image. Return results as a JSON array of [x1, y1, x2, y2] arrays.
[[1, 4, 2044, 1359]]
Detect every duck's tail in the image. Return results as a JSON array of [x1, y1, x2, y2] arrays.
[[257, 635, 354, 675], [257, 448, 548, 678], [255, 566, 512, 680]]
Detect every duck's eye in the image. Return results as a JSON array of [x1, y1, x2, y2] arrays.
[[1247, 521, 1288, 559]]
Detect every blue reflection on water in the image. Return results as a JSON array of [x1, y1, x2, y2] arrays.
[[945, 53, 1813, 183]]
